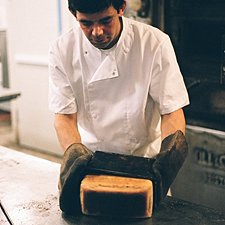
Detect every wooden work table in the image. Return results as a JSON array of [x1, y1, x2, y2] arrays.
[[0, 146, 224, 225]]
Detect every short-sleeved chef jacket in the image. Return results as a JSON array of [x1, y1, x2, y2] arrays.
[[48, 16, 189, 157]]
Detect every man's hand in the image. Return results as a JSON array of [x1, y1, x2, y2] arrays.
[[59, 143, 93, 215]]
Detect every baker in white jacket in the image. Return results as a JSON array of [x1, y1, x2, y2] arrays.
[[49, 0, 190, 215], [49, 0, 189, 157]]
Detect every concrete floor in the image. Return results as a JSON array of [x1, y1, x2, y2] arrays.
[[0, 112, 62, 164]]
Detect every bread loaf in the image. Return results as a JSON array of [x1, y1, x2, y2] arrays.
[[80, 175, 153, 218]]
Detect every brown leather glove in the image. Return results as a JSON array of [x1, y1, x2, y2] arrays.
[[59, 143, 93, 215], [152, 130, 188, 207]]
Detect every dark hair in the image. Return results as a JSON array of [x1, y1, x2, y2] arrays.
[[68, 0, 124, 14]]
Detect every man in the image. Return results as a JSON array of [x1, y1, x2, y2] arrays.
[[49, 0, 189, 215], [49, 0, 189, 157]]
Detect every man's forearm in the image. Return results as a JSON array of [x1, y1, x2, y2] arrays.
[[161, 108, 186, 140], [54, 113, 81, 151]]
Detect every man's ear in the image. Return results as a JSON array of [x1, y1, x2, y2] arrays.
[[118, 1, 126, 16]]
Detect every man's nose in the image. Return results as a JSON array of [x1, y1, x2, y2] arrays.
[[92, 24, 104, 37]]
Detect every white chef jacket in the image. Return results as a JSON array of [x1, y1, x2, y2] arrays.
[[48, 17, 189, 157]]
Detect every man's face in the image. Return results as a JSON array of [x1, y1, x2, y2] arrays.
[[75, 5, 125, 49]]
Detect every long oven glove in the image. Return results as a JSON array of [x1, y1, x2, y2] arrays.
[[152, 130, 188, 207], [59, 143, 93, 215]]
